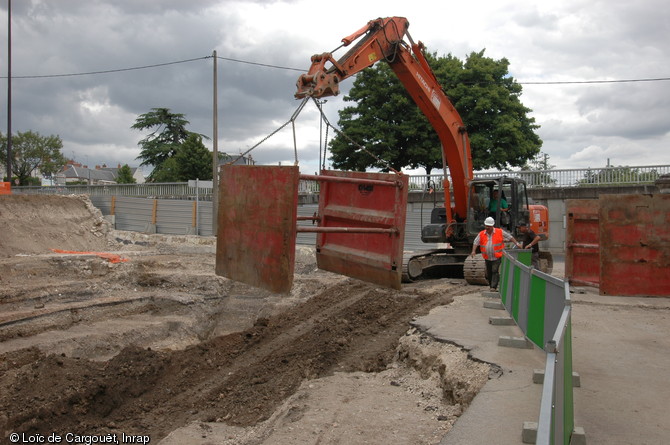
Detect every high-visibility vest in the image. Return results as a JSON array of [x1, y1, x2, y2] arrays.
[[480, 228, 505, 260]]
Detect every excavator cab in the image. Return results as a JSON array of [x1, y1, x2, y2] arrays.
[[466, 177, 531, 240]]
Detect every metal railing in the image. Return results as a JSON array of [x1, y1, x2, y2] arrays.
[[410, 164, 670, 191], [11, 182, 211, 198], [11, 164, 669, 197]]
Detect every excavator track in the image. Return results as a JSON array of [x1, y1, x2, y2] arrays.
[[402, 249, 485, 284], [463, 255, 489, 285], [401, 252, 431, 282], [401, 249, 461, 283]]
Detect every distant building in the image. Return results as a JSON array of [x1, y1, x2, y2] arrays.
[[54, 162, 145, 185], [219, 153, 255, 166]]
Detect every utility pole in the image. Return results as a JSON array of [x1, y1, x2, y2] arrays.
[[6, 0, 12, 181], [212, 50, 219, 235]]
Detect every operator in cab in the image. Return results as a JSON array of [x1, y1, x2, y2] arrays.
[[488, 189, 508, 219], [470, 217, 521, 292]]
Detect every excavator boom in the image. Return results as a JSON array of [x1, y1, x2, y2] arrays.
[[296, 17, 473, 221]]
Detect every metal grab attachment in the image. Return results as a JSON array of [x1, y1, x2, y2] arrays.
[[216, 165, 408, 293]]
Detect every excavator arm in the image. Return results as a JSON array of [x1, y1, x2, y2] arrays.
[[296, 17, 473, 223]]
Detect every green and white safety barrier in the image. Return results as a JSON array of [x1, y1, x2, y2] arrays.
[[500, 250, 576, 445]]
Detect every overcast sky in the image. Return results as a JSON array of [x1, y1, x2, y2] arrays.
[[1, 0, 669, 177]]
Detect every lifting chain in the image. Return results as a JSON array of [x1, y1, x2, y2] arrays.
[[224, 98, 309, 166], [312, 98, 400, 175], [227, 96, 401, 177]]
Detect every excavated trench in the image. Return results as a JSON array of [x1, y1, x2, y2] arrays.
[[0, 195, 493, 444]]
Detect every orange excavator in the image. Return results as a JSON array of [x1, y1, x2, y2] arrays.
[[296, 17, 552, 283]]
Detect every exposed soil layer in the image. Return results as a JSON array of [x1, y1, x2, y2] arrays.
[[0, 195, 489, 444]]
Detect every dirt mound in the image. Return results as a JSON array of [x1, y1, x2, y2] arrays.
[[0, 194, 112, 257]]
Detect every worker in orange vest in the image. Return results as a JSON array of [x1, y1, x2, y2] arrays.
[[470, 216, 521, 291]]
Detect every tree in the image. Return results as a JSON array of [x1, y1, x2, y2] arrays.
[[149, 157, 180, 183], [174, 134, 212, 181], [329, 49, 542, 174], [116, 164, 136, 184], [145, 135, 213, 183], [0, 130, 66, 185], [132, 108, 207, 182]]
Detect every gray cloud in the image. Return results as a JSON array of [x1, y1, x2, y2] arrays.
[[1, 0, 669, 174]]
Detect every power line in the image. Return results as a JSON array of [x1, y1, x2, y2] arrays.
[[1, 56, 211, 79], [214, 55, 304, 72], [521, 77, 670, 85], [1, 53, 669, 85]]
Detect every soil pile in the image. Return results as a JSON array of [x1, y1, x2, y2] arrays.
[[0, 194, 112, 257]]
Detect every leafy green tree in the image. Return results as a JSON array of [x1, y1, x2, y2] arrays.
[[145, 135, 213, 183], [329, 49, 542, 174], [175, 134, 212, 181], [132, 108, 207, 182], [0, 130, 66, 185], [116, 164, 136, 184], [149, 157, 180, 183]]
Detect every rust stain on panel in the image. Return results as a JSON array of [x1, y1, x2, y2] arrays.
[[215, 165, 299, 293], [599, 194, 670, 296]]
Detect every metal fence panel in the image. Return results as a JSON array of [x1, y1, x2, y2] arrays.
[[114, 196, 155, 232], [90, 196, 112, 215], [87, 196, 441, 253], [198, 202, 214, 237], [156, 199, 197, 235]]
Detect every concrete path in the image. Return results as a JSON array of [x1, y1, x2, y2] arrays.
[[413, 284, 670, 444]]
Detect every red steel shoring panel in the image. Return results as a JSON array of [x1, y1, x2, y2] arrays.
[[565, 199, 600, 287], [316, 170, 408, 290], [215, 165, 299, 293], [599, 194, 670, 297]]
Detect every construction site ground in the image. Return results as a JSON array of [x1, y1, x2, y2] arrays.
[[1, 195, 668, 445], [0, 195, 491, 444]]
